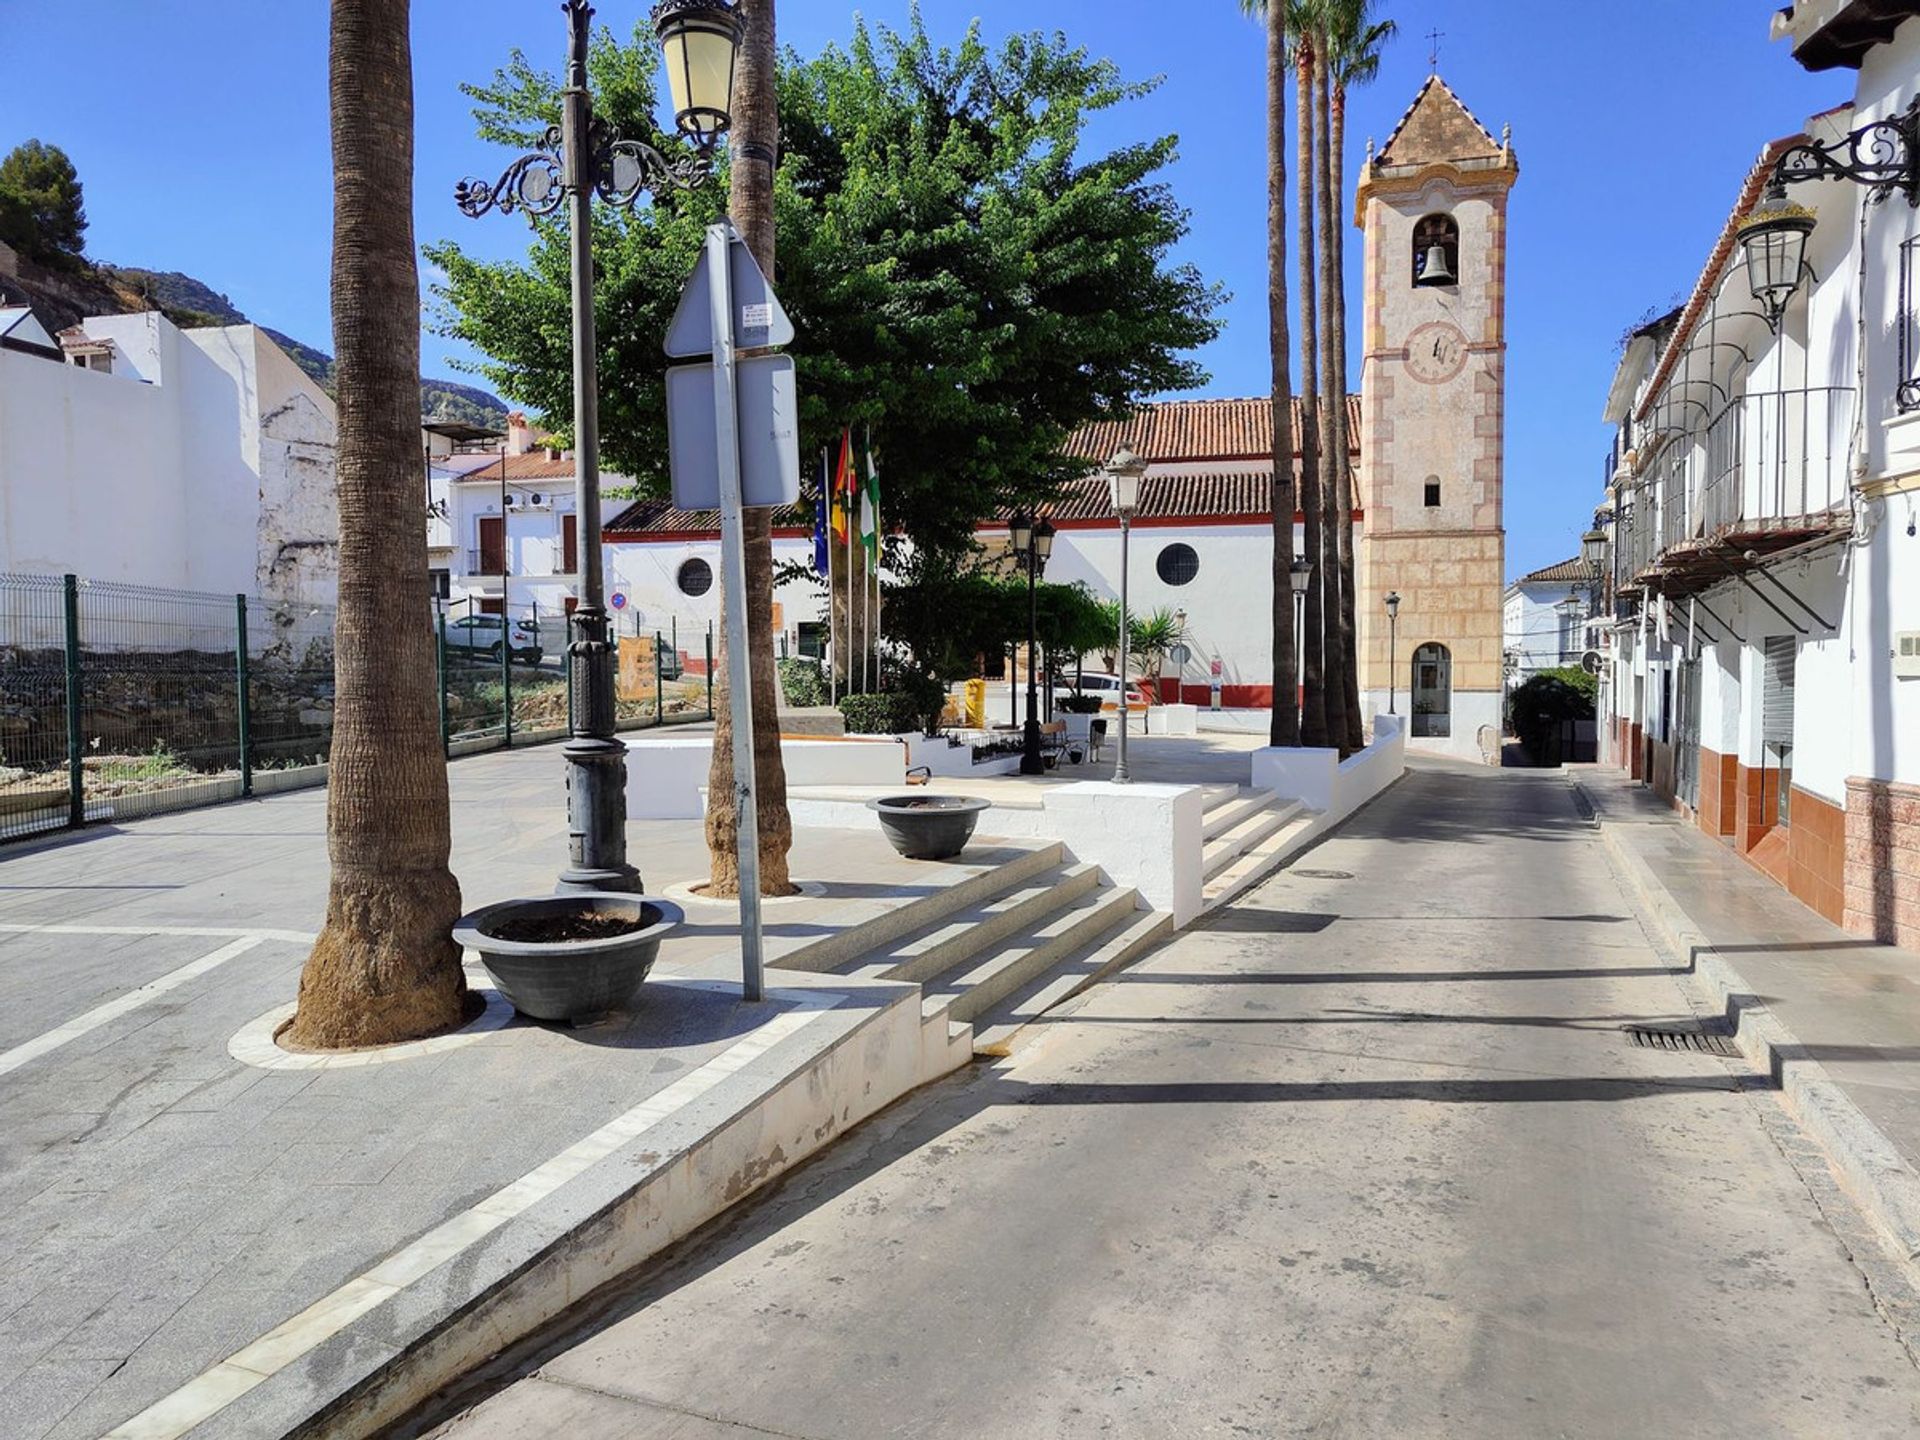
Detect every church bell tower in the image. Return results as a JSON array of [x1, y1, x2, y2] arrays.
[[1355, 75, 1516, 757]]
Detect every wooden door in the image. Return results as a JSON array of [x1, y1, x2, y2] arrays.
[[477, 515, 505, 575], [563, 514, 578, 574]]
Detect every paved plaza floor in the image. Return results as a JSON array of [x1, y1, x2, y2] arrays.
[[0, 743, 1049, 1439]]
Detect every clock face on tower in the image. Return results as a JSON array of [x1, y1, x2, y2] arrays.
[[1404, 320, 1468, 385]]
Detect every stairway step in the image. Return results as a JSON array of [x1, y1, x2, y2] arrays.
[[1201, 798, 1303, 879], [773, 840, 1065, 973], [922, 884, 1142, 1027], [971, 909, 1175, 1057], [1202, 812, 1317, 910], [1202, 788, 1274, 841], [842, 864, 1102, 985]]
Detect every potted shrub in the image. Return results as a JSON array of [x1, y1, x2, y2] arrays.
[[867, 794, 992, 859], [453, 893, 683, 1023]]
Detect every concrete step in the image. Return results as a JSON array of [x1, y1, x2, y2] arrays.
[[971, 908, 1175, 1057], [1199, 781, 1242, 811], [1201, 798, 1302, 880], [1202, 811, 1318, 911], [1202, 787, 1275, 841], [773, 840, 1066, 973], [922, 883, 1143, 1028], [841, 863, 1103, 985]]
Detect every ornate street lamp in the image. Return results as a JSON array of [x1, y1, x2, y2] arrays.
[[1735, 199, 1816, 333], [1014, 516, 1055, 775], [455, 0, 740, 895], [1580, 525, 1608, 571], [1737, 96, 1920, 332], [1104, 449, 1147, 783], [1383, 589, 1401, 716], [1290, 556, 1313, 718]]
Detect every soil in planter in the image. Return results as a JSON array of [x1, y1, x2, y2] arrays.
[[488, 909, 650, 944], [890, 797, 965, 810]]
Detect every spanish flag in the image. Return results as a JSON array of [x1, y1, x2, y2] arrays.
[[829, 428, 853, 543]]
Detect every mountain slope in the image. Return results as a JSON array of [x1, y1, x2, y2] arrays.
[[101, 264, 506, 427]]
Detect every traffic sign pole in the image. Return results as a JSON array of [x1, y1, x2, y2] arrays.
[[705, 221, 766, 1002]]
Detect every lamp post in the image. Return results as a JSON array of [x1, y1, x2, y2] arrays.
[[1289, 556, 1313, 718], [455, 0, 739, 895], [1012, 515, 1055, 775], [1104, 449, 1147, 783], [1384, 589, 1401, 715]]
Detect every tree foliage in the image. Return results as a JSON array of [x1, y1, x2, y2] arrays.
[[0, 140, 88, 269], [428, 6, 1223, 565]]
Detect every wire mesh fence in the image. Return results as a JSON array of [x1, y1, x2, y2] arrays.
[[0, 572, 719, 845]]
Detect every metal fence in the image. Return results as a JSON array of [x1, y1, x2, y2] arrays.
[[0, 573, 716, 846]]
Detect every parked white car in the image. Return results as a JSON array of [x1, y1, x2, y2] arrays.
[[445, 614, 542, 664]]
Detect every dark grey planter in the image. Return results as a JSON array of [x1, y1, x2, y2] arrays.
[[452, 893, 683, 1023], [867, 794, 992, 860]]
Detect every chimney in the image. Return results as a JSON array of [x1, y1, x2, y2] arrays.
[[506, 411, 535, 456]]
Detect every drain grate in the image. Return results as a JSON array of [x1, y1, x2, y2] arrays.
[[1293, 869, 1354, 881], [1624, 1024, 1743, 1059]]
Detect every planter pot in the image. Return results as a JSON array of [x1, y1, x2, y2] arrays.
[[867, 794, 992, 860], [453, 892, 683, 1023]]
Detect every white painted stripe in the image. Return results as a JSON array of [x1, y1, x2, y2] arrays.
[[0, 936, 266, 1079], [102, 983, 843, 1440], [0, 922, 315, 943]]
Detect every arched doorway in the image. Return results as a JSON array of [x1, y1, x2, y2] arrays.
[[1411, 643, 1452, 738]]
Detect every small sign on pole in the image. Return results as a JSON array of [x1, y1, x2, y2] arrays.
[[664, 219, 797, 1003]]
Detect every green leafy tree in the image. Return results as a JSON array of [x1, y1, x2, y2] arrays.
[[427, 5, 1223, 570], [0, 140, 88, 268]]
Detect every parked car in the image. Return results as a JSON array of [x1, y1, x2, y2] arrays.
[[1060, 672, 1150, 711], [445, 613, 542, 664]]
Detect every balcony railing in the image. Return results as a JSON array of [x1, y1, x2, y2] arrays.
[[466, 549, 505, 577], [1624, 386, 1854, 580]]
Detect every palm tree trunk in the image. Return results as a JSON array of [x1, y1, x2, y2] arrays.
[[290, 0, 466, 1049], [1265, 2, 1299, 748], [1331, 80, 1365, 752], [1313, 30, 1350, 757], [705, 0, 794, 896], [1294, 34, 1327, 749]]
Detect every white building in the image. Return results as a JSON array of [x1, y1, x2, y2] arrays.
[[1503, 556, 1601, 682], [1592, 1, 1920, 949], [599, 396, 1363, 707], [0, 306, 340, 605]]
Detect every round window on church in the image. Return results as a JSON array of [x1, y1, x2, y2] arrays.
[[1156, 543, 1199, 587], [677, 557, 713, 597]]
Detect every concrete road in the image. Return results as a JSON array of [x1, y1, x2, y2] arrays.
[[420, 762, 1920, 1439]]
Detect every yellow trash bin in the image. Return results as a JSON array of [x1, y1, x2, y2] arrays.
[[964, 678, 987, 729]]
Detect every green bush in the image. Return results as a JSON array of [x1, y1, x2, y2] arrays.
[[839, 691, 927, 735], [777, 657, 828, 708], [1509, 673, 1595, 764], [1057, 693, 1105, 714]]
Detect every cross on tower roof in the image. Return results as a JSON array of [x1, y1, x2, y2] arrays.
[[1426, 27, 1443, 71]]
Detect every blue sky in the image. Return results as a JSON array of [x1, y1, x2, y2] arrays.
[[1, 1, 1839, 577]]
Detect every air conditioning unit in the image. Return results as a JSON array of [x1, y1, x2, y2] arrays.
[[527, 492, 544, 507]]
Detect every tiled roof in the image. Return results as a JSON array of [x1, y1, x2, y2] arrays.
[[607, 472, 1316, 537], [1515, 556, 1589, 585], [445, 451, 606, 482], [606, 498, 810, 535], [1376, 75, 1502, 167], [1063, 396, 1361, 464], [1634, 135, 1802, 424]]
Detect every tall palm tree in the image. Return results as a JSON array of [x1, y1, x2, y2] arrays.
[[1241, 0, 1300, 747], [1327, 1, 1395, 753], [1310, 7, 1351, 756], [1288, 3, 1329, 748], [289, 0, 466, 1048], [704, 0, 795, 897]]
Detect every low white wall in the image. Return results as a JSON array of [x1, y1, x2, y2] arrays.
[[1251, 712, 1406, 842], [627, 735, 906, 819], [1197, 709, 1271, 735], [902, 732, 1020, 778], [1145, 703, 1199, 737]]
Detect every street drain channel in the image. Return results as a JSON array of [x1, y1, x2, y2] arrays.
[[1293, 869, 1354, 881], [1624, 1024, 1744, 1059]]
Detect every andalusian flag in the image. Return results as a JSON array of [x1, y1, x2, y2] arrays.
[[860, 440, 880, 561], [829, 429, 853, 543]]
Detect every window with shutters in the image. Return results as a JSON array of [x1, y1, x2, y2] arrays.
[[1762, 635, 1795, 827]]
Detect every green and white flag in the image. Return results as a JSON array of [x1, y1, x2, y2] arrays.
[[860, 443, 880, 560]]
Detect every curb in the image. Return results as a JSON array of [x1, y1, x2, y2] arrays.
[[1591, 806, 1920, 1274]]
